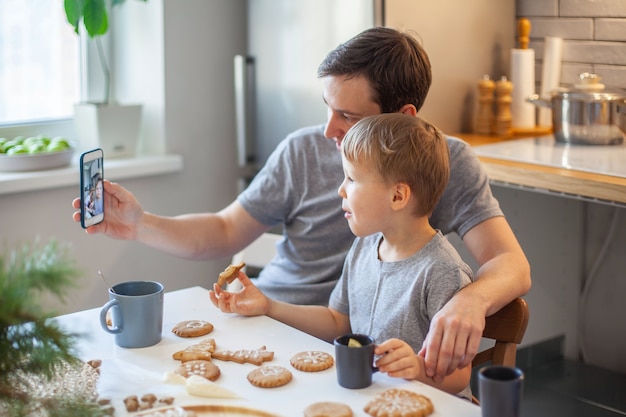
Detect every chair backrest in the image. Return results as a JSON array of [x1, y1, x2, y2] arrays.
[[473, 297, 530, 368], [471, 297, 529, 405]]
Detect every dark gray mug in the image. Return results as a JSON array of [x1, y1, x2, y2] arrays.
[[334, 333, 378, 389], [99, 280, 164, 348], [478, 365, 524, 417]]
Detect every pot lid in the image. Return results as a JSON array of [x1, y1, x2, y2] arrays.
[[552, 73, 625, 101]]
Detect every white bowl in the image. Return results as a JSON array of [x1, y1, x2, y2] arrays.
[[0, 148, 75, 172]]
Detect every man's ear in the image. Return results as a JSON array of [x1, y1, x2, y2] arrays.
[[398, 104, 417, 117], [391, 182, 411, 210]]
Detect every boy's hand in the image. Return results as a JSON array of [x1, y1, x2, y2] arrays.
[[374, 338, 420, 380], [208, 271, 270, 316]]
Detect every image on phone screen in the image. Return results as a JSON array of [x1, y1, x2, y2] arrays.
[[80, 148, 104, 228]]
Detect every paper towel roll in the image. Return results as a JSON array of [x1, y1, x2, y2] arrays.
[[539, 37, 563, 126], [511, 48, 536, 129]]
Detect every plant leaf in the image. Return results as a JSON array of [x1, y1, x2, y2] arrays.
[[83, 0, 109, 37], [64, 0, 85, 34]]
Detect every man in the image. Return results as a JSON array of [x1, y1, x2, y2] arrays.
[[72, 27, 531, 382]]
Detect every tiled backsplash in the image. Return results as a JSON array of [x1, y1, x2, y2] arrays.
[[517, 0, 626, 88]]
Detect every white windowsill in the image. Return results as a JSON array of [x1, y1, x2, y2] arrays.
[[0, 154, 183, 195]]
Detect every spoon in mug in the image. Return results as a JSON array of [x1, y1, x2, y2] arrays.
[[98, 270, 116, 293]]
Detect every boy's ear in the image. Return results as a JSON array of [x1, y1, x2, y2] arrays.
[[391, 182, 411, 210]]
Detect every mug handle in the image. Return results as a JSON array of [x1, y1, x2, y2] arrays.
[[99, 299, 122, 334]]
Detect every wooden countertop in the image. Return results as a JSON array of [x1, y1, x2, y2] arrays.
[[456, 133, 626, 205]]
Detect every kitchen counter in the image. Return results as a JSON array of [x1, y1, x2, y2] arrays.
[[456, 134, 626, 205]]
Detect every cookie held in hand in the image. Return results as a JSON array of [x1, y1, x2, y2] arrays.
[[217, 262, 246, 287]]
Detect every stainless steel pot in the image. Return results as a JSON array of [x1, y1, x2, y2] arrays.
[[528, 73, 626, 145]]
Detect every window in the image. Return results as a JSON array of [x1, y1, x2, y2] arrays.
[[0, 0, 79, 125]]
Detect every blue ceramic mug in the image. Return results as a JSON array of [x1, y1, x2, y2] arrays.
[[99, 280, 164, 348]]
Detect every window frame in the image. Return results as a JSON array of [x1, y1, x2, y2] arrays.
[[0, 4, 110, 139]]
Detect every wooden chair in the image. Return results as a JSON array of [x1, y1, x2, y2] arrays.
[[471, 297, 530, 404]]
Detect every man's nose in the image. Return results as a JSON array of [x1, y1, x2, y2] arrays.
[[324, 114, 345, 142]]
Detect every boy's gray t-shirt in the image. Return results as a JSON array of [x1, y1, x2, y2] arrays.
[[329, 231, 474, 400], [238, 124, 502, 305]]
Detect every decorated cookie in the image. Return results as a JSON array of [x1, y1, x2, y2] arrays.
[[174, 359, 221, 382], [171, 320, 214, 338], [247, 365, 293, 388], [217, 262, 246, 287], [213, 346, 274, 366], [290, 351, 334, 372], [172, 338, 216, 362], [364, 388, 434, 417], [304, 401, 353, 417]]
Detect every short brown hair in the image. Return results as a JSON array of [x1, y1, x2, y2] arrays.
[[317, 27, 432, 114], [342, 114, 449, 217]]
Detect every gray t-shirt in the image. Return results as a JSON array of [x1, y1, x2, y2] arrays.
[[238, 124, 501, 305], [329, 231, 474, 400]]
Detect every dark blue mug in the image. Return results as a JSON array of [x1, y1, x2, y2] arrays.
[[334, 333, 378, 389], [478, 365, 524, 417]]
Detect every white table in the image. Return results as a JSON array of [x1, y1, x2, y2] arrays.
[[54, 286, 480, 416]]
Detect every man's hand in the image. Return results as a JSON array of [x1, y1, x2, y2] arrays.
[[418, 293, 485, 382], [72, 180, 143, 239]]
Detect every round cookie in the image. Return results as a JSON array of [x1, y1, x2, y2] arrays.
[[364, 388, 434, 417], [304, 401, 353, 417], [247, 365, 292, 388], [171, 320, 214, 338], [175, 359, 221, 382], [290, 351, 334, 372]]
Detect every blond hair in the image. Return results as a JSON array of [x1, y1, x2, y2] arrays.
[[342, 114, 449, 216]]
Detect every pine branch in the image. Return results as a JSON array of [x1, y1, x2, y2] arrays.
[[0, 239, 108, 416]]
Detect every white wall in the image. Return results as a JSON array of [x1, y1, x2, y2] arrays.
[[0, 0, 247, 315]]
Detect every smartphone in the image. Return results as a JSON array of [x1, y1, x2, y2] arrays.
[[80, 148, 105, 228]]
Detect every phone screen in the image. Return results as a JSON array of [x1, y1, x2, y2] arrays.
[[80, 148, 105, 228]]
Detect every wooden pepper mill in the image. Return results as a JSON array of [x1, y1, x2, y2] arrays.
[[476, 74, 495, 135], [495, 76, 513, 137]]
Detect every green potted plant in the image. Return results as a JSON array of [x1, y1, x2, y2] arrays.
[[65, 0, 147, 158], [0, 239, 109, 416]]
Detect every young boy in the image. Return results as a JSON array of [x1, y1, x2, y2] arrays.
[[209, 113, 473, 399]]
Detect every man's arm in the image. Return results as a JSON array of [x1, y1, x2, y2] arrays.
[[73, 180, 270, 260], [420, 216, 531, 381]]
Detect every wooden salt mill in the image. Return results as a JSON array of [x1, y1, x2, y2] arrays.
[[476, 74, 495, 135], [495, 76, 513, 137]]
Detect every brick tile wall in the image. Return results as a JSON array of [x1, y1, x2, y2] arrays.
[[517, 0, 626, 87]]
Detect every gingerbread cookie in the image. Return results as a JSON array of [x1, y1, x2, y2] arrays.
[[175, 359, 221, 382], [290, 351, 334, 372], [172, 338, 216, 362], [171, 320, 214, 338], [217, 262, 246, 287], [304, 401, 353, 417], [213, 346, 274, 366], [247, 365, 292, 388], [364, 388, 434, 417]]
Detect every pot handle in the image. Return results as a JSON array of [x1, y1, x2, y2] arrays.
[[618, 98, 626, 134], [526, 94, 552, 108]]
